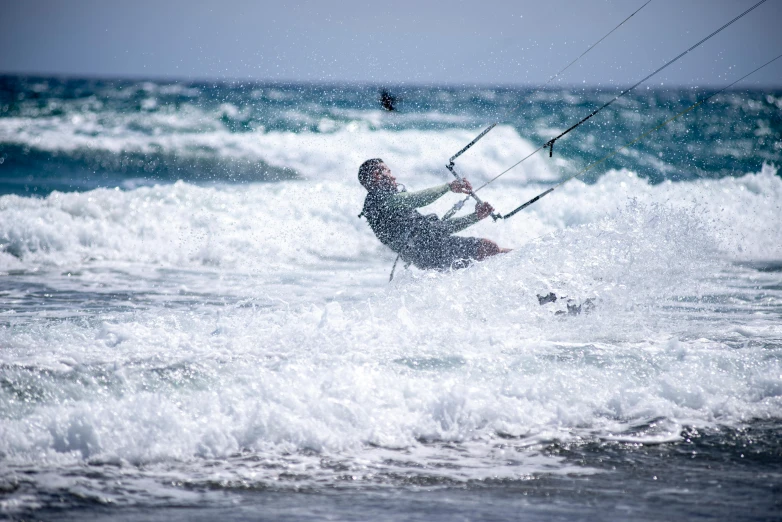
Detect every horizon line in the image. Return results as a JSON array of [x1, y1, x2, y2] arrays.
[[2, 71, 781, 91]]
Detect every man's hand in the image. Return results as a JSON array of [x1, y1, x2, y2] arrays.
[[449, 179, 473, 194], [475, 201, 494, 219]]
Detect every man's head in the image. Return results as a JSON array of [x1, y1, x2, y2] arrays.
[[358, 158, 396, 192]]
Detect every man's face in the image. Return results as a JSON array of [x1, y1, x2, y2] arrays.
[[370, 162, 397, 191]]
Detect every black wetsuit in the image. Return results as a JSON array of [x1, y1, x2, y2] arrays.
[[361, 184, 482, 270]]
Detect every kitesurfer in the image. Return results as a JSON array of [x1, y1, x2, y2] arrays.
[[358, 158, 510, 270]]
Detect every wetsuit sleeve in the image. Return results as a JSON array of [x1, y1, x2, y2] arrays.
[[441, 213, 481, 234], [387, 184, 450, 210]]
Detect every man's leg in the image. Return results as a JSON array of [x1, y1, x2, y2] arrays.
[[475, 239, 511, 260]]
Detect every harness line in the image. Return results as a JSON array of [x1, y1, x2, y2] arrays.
[[500, 52, 782, 220]]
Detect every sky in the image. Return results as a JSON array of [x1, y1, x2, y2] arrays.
[[1, 0, 781, 87]]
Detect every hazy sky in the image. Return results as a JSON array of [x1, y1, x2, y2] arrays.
[[1, 0, 780, 86]]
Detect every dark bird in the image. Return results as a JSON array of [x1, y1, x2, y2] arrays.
[[379, 89, 397, 112]]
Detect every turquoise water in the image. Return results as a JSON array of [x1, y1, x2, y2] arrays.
[[1, 76, 780, 195], [1, 76, 781, 520]]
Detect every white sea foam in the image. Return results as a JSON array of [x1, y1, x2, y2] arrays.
[[3, 80, 781, 515], [0, 162, 780, 501], [0, 109, 558, 183], [1, 236, 779, 480], [0, 164, 778, 274]]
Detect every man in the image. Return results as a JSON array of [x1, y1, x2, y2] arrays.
[[358, 158, 510, 271]]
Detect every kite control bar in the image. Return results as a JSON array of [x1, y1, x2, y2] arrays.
[[445, 161, 501, 221]]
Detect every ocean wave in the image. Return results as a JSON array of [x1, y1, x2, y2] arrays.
[[2, 78, 781, 512], [0, 123, 558, 187], [0, 164, 778, 274], [3, 79, 779, 193], [0, 163, 780, 497], [0, 188, 779, 471]]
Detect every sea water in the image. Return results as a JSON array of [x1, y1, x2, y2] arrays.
[[0, 77, 781, 520]]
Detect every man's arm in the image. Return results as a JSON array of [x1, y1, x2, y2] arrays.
[[387, 184, 450, 210], [441, 213, 481, 234], [387, 179, 474, 210], [441, 201, 494, 234]]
